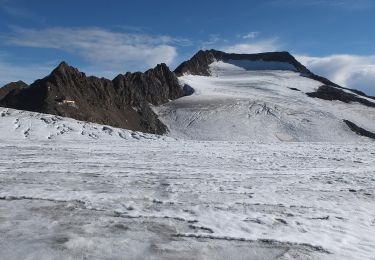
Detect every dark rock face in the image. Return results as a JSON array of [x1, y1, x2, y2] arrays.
[[344, 120, 375, 140], [0, 81, 28, 100], [182, 84, 194, 96], [113, 63, 183, 106], [174, 49, 310, 76], [307, 85, 375, 107], [0, 62, 184, 134], [306, 74, 375, 101], [175, 50, 217, 76]]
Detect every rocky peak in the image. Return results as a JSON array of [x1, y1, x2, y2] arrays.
[[0, 80, 28, 100], [152, 63, 169, 73], [112, 63, 184, 106], [50, 61, 85, 81], [5, 80, 28, 87], [54, 61, 76, 72], [174, 50, 217, 76], [144, 63, 175, 79], [174, 49, 310, 76]]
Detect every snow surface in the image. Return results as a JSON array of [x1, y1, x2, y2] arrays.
[[156, 61, 375, 142], [1, 61, 375, 260], [0, 107, 374, 259], [0, 108, 171, 142]]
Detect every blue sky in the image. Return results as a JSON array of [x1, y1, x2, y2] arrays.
[[1, 0, 375, 94]]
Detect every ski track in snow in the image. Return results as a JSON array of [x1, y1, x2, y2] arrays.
[[0, 107, 374, 259]]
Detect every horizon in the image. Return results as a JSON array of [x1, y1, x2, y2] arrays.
[[0, 0, 374, 95], [1, 1, 375, 258]]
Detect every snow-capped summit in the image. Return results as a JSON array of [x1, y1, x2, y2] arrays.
[[155, 50, 375, 142], [1, 49, 375, 142], [174, 49, 310, 76]]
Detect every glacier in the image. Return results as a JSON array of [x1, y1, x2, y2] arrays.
[[1, 60, 375, 260], [0, 107, 374, 260], [156, 61, 375, 142]]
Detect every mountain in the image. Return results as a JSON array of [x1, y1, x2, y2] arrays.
[[0, 62, 184, 134], [1, 52, 375, 260], [1, 50, 375, 141], [175, 49, 375, 100], [154, 50, 375, 141], [0, 81, 28, 100]]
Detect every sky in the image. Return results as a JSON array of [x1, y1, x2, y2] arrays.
[[0, 0, 375, 95]]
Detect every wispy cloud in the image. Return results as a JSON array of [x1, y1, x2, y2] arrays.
[[199, 34, 226, 49], [0, 0, 37, 19], [221, 38, 281, 54], [242, 32, 259, 40], [5, 27, 187, 72], [1, 26, 375, 96], [298, 54, 375, 95], [198, 32, 280, 54]]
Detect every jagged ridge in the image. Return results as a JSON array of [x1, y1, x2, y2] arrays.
[[0, 62, 184, 134]]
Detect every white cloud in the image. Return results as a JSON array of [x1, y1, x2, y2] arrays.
[[242, 32, 259, 39], [298, 54, 375, 95], [2, 27, 375, 96], [6, 27, 179, 72], [222, 39, 280, 54], [201, 34, 222, 48]]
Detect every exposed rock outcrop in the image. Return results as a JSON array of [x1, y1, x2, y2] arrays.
[[307, 85, 375, 107], [344, 120, 375, 140], [0, 81, 28, 100], [182, 84, 194, 96], [0, 62, 184, 134]]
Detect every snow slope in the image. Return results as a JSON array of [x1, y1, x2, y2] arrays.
[[156, 61, 375, 142], [0, 107, 375, 259], [0, 107, 171, 142]]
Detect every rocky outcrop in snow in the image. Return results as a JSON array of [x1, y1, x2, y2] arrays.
[[343, 120, 375, 139], [307, 85, 375, 107]]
